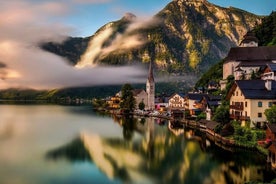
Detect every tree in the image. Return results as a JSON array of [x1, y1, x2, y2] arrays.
[[212, 105, 230, 125], [138, 100, 145, 110], [265, 105, 276, 124], [120, 84, 136, 114]]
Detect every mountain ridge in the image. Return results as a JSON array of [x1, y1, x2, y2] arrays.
[[42, 0, 262, 75]]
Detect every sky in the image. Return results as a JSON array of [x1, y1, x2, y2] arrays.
[[65, 0, 276, 37], [0, 0, 275, 89]]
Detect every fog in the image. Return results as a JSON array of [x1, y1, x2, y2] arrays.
[[0, 1, 148, 89]]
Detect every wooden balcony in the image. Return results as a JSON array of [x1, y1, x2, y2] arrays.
[[230, 114, 250, 121], [230, 105, 244, 111]]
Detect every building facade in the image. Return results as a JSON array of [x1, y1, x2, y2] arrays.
[[227, 80, 276, 127], [168, 93, 185, 109]]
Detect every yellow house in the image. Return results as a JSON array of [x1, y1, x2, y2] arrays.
[[227, 80, 276, 127]]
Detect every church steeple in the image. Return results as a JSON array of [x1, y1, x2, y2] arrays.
[[148, 60, 154, 82], [146, 61, 155, 110]]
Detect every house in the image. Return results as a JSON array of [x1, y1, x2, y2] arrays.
[[200, 95, 222, 120], [262, 63, 276, 81], [184, 93, 208, 116], [155, 95, 169, 111], [221, 31, 276, 89], [266, 124, 276, 169], [132, 89, 148, 109], [168, 93, 185, 110], [222, 46, 276, 82], [226, 80, 276, 128]]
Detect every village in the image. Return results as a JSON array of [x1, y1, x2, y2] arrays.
[[94, 31, 276, 170]]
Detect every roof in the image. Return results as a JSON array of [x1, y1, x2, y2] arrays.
[[237, 61, 273, 67], [207, 101, 220, 107], [239, 31, 259, 44], [132, 89, 146, 96], [224, 46, 276, 62], [229, 80, 276, 99], [186, 93, 208, 101], [267, 64, 276, 72], [267, 124, 276, 133], [169, 93, 185, 99], [199, 120, 219, 130]]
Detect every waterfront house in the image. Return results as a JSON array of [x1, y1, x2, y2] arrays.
[[184, 93, 208, 116], [168, 93, 185, 110], [226, 80, 276, 128], [199, 95, 222, 120], [155, 95, 169, 111]]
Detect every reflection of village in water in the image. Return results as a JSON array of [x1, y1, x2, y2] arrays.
[[47, 116, 275, 184]]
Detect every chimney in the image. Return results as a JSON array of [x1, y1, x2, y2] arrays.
[[265, 79, 272, 91]]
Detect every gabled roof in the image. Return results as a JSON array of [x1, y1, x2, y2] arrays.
[[132, 89, 146, 96], [225, 46, 276, 62], [267, 63, 276, 72], [227, 80, 276, 99], [169, 93, 185, 99]]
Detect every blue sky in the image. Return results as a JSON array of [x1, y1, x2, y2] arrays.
[[65, 0, 276, 37]]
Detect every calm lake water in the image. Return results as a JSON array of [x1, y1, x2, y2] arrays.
[[0, 105, 275, 184]]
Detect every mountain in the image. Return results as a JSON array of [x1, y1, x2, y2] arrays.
[[195, 11, 276, 90], [42, 0, 262, 76]]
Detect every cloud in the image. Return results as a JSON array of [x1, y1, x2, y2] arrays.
[[77, 15, 162, 68], [0, 1, 147, 89]]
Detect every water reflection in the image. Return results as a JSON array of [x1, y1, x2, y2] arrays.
[[46, 115, 275, 184]]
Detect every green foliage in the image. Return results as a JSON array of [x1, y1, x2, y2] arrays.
[[265, 105, 276, 124], [195, 60, 223, 88], [231, 121, 265, 148], [195, 112, 206, 121], [120, 84, 136, 113], [138, 101, 145, 110], [254, 11, 276, 46], [212, 105, 230, 125]]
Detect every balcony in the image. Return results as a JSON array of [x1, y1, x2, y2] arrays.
[[230, 114, 250, 121], [230, 105, 244, 111]]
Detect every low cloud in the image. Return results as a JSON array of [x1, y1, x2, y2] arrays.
[[0, 1, 147, 89], [77, 15, 162, 68]]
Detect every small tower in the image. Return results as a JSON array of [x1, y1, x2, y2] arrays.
[[239, 31, 259, 47], [146, 61, 155, 110]]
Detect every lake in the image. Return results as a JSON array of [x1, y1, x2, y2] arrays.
[[0, 105, 275, 184]]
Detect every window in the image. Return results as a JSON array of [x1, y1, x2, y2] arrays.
[[236, 91, 238, 96], [245, 101, 247, 107], [269, 102, 273, 107], [245, 111, 247, 117], [258, 101, 262, 107], [258, 113, 262, 118]]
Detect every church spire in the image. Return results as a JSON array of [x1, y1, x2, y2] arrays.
[[146, 61, 155, 110], [148, 61, 154, 82]]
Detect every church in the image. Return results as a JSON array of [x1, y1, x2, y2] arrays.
[[133, 61, 155, 110]]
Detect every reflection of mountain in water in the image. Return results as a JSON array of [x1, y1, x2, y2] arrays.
[[46, 117, 273, 184]]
